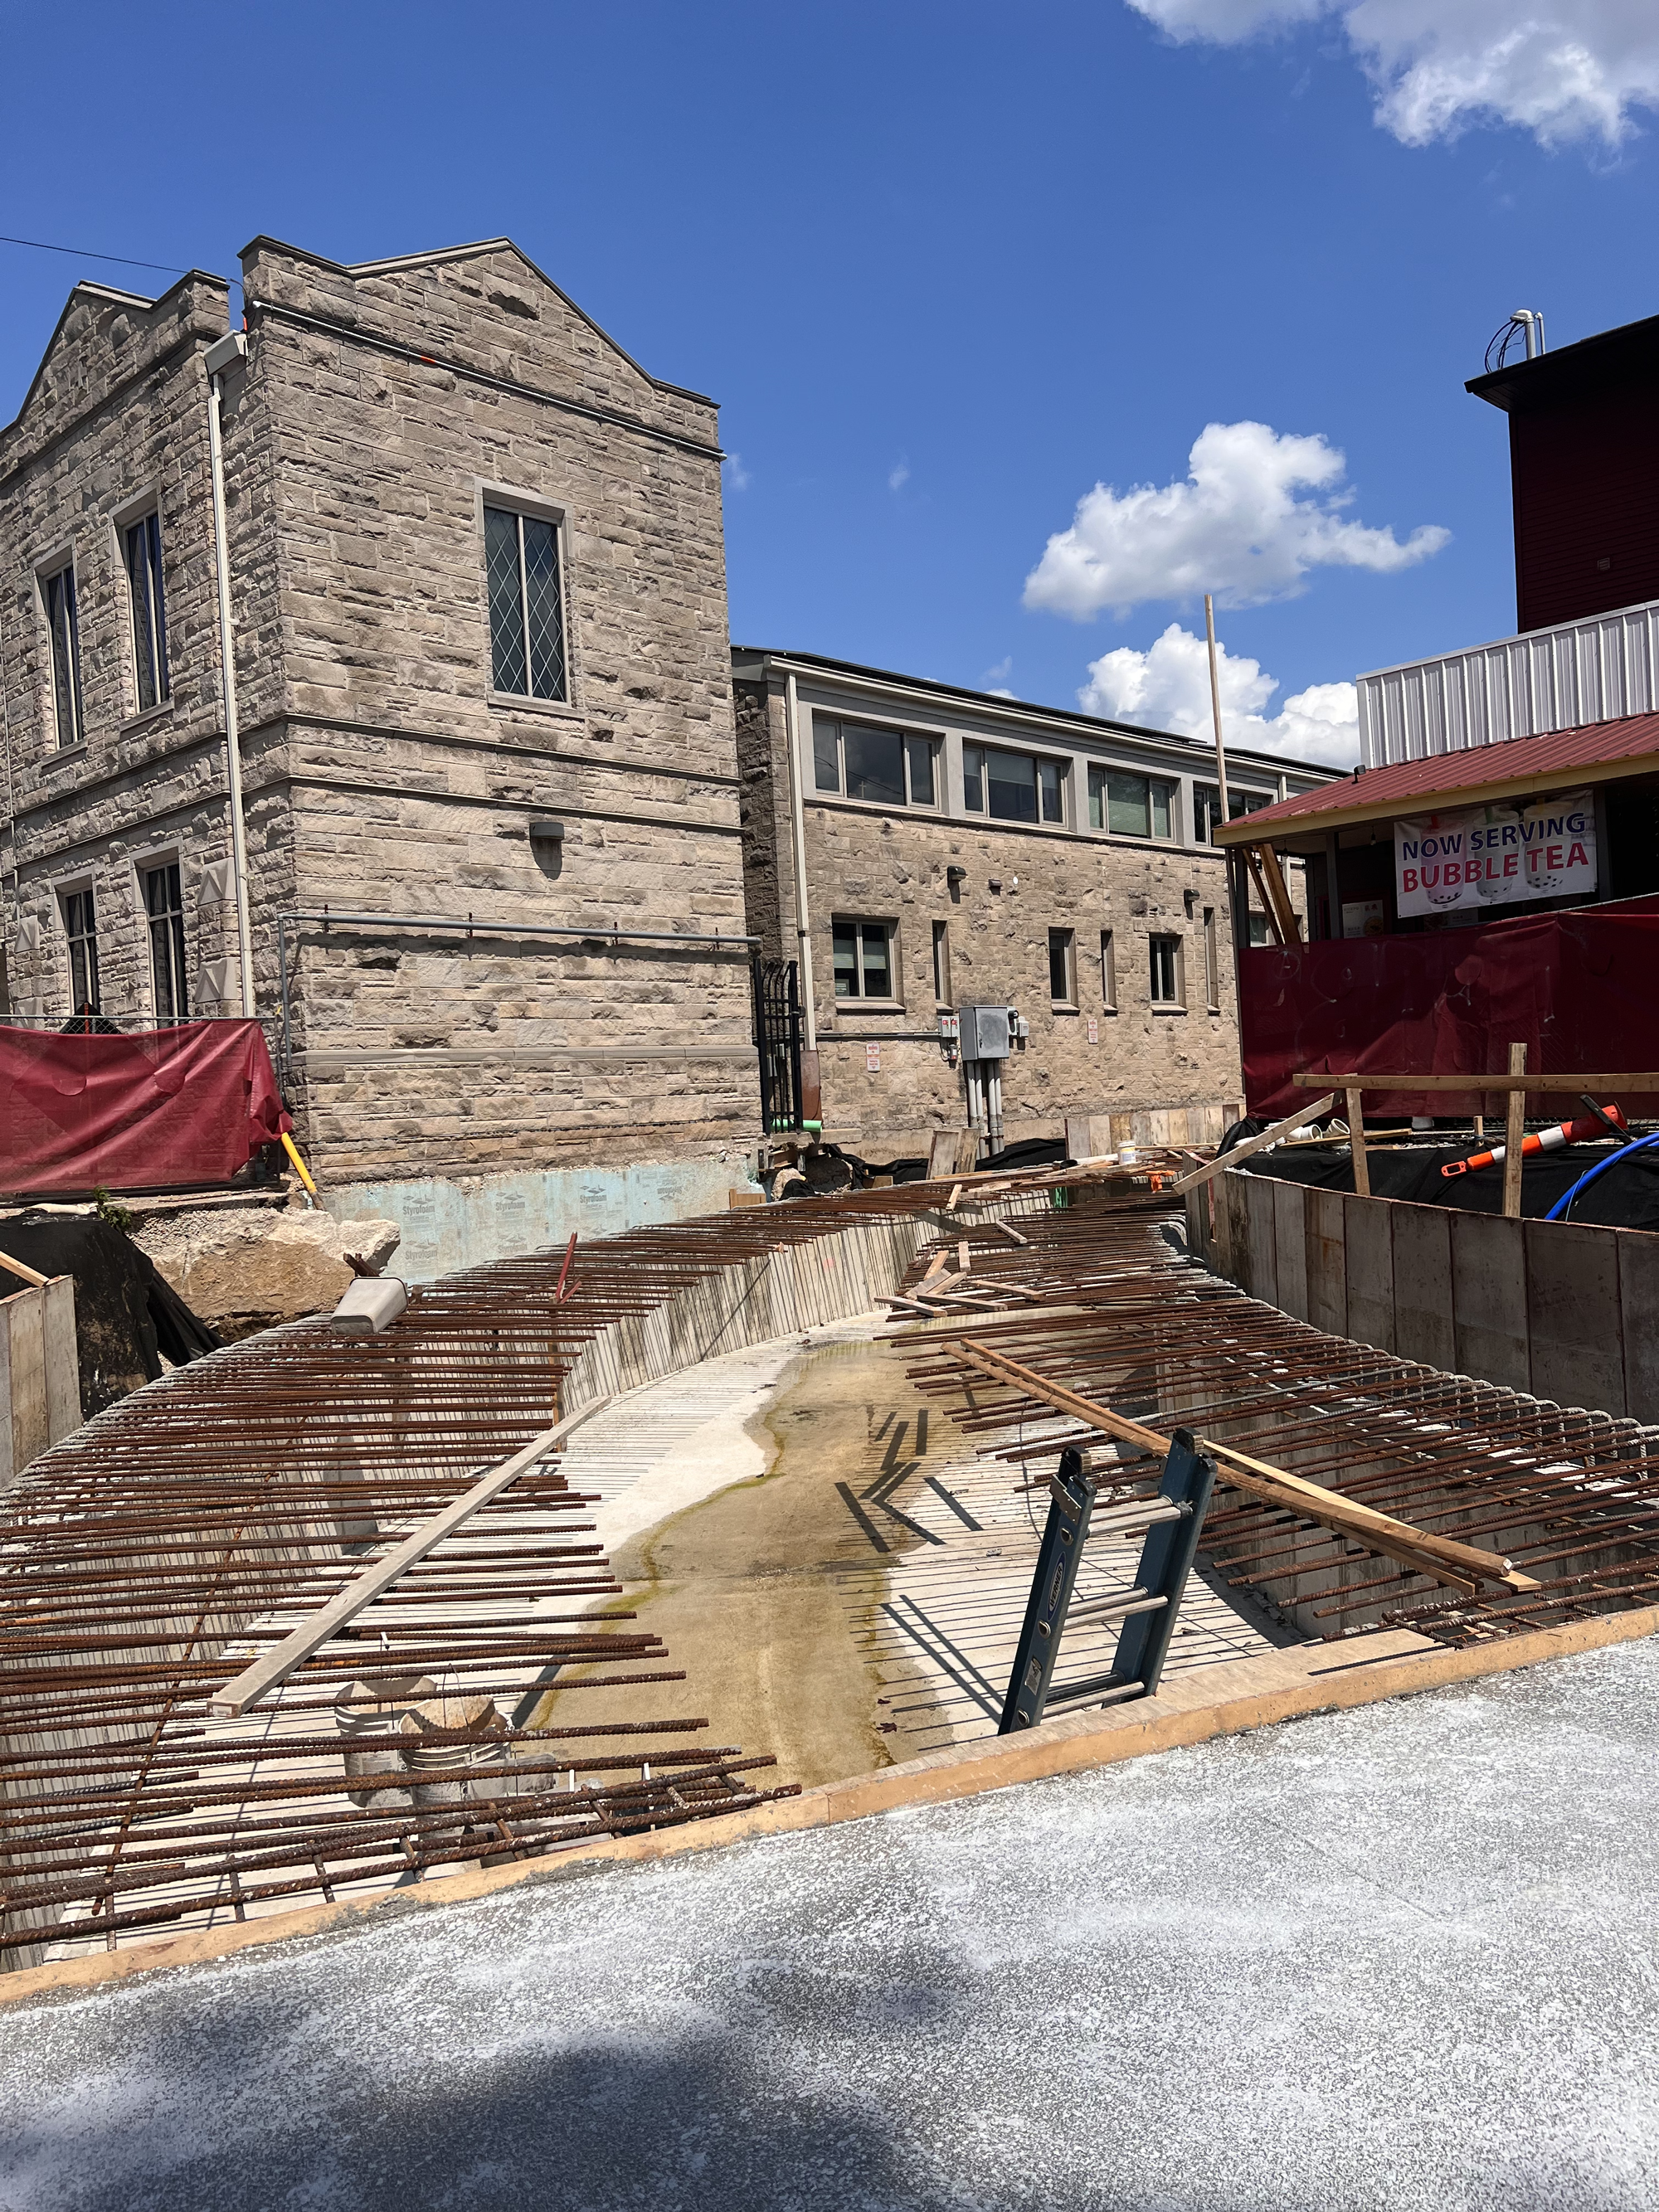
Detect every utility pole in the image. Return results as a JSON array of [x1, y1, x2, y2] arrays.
[[1204, 593, 1230, 840]]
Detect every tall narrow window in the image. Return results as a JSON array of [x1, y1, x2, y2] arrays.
[[813, 713, 841, 793], [484, 503, 567, 701], [1203, 907, 1219, 1011], [62, 887, 100, 1014], [1048, 927, 1076, 1005], [44, 563, 85, 748], [932, 920, 951, 1004], [124, 512, 169, 712], [145, 863, 189, 1021], [1150, 933, 1182, 1006], [1100, 929, 1117, 1010]]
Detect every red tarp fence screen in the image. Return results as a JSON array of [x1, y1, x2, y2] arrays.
[[1238, 895, 1659, 1121], [0, 1021, 291, 1196]]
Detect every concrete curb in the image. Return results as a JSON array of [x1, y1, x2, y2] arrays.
[[7, 1599, 1654, 2009]]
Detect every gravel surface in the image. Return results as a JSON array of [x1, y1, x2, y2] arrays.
[[4, 1641, 1657, 2212]]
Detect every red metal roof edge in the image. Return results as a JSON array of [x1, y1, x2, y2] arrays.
[[1214, 711, 1659, 841]]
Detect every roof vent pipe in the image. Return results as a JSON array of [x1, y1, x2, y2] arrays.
[[1511, 308, 1546, 359]]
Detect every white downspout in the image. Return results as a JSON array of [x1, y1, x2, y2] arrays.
[[205, 330, 256, 1019], [781, 668, 817, 1051]]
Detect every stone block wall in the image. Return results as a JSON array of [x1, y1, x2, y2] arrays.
[[734, 667, 1317, 1159], [0, 275, 259, 1026]]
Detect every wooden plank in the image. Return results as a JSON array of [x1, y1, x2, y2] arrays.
[[1170, 1096, 1335, 1194], [1391, 1202, 1455, 1371], [1524, 1218, 1625, 1416], [209, 1398, 611, 1717], [1292, 1071, 1659, 1094], [1450, 1212, 1530, 1393], [1502, 1042, 1527, 1220], [1618, 1232, 1659, 1426], [1303, 1185, 1347, 1339], [1255, 843, 1302, 944], [952, 1338, 1533, 1591], [1343, 1190, 1396, 1354], [0, 1249, 50, 1291], [988, 1220, 1029, 1247], [1345, 1088, 1370, 1198], [1242, 1171, 1278, 1306], [1272, 1178, 1309, 1322]]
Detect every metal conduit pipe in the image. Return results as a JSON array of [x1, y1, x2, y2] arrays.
[[276, 908, 760, 1087]]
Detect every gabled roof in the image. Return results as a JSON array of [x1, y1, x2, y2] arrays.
[[1213, 710, 1659, 843], [236, 235, 716, 406], [0, 270, 228, 447]]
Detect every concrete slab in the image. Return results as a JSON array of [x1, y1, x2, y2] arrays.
[[6, 1635, 1658, 2210]]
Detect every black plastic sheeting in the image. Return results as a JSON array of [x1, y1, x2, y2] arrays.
[[1238, 1137, 1659, 1231], [0, 1217, 221, 1419]]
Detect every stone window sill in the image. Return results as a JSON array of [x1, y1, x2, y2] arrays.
[[1151, 1004, 1188, 1015], [118, 701, 174, 737], [488, 691, 584, 723], [1051, 1004, 1080, 1017]]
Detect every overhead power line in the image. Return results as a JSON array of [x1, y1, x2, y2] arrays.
[[0, 231, 238, 289]]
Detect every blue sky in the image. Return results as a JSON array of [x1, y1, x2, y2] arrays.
[[2, 0, 1655, 761]]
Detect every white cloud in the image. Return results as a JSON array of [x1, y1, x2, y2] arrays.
[[1125, 0, 1659, 147], [888, 459, 911, 493], [722, 452, 751, 492], [983, 655, 1016, 697], [1079, 621, 1360, 766], [1023, 421, 1447, 620]]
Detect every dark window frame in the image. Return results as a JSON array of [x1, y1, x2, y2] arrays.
[[42, 560, 85, 750], [484, 500, 569, 703], [1088, 766, 1176, 840], [932, 919, 951, 1004], [124, 508, 170, 714], [811, 715, 939, 810], [962, 743, 1065, 826], [1193, 783, 1273, 844], [61, 884, 100, 1014], [1149, 932, 1183, 1007], [830, 916, 898, 1002], [144, 859, 190, 1023], [1048, 926, 1077, 1007]]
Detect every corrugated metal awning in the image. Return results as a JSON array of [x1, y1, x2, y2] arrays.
[[1214, 710, 1659, 844]]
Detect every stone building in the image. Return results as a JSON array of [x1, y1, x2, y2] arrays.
[[731, 649, 1335, 1159], [0, 238, 757, 1272]]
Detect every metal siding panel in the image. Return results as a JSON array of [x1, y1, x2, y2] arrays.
[[1618, 1232, 1659, 1425], [1525, 1218, 1625, 1417], [1451, 1212, 1530, 1393], [1272, 1178, 1308, 1321], [1343, 1193, 1396, 1354], [1303, 1185, 1347, 1337], [1391, 1203, 1455, 1370]]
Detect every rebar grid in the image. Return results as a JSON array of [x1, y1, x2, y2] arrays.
[[0, 1180, 975, 1965], [893, 1196, 1659, 1644]]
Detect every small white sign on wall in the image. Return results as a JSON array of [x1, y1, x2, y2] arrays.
[[866, 1043, 881, 1072], [1087, 1018, 1099, 1044]]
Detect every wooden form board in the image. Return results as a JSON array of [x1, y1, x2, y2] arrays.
[[1, 1276, 80, 1490], [210, 1398, 610, 1716], [1196, 1166, 1659, 1427]]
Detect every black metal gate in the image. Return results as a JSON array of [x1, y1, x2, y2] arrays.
[[752, 958, 804, 1133]]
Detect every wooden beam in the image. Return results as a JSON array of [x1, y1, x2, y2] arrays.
[[1242, 847, 1286, 947], [1254, 843, 1302, 944], [208, 1398, 611, 1717], [953, 1338, 1536, 1594], [1292, 1071, 1659, 1094], [1170, 1095, 1335, 1194], [0, 1249, 50, 1291], [1345, 1087, 1370, 1198], [1502, 1041, 1527, 1220]]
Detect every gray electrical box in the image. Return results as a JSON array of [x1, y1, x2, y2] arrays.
[[960, 1004, 1011, 1061]]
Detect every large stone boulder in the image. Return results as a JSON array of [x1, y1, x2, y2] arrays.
[[133, 1206, 401, 1340]]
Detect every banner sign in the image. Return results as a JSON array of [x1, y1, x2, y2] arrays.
[[1395, 790, 1596, 919]]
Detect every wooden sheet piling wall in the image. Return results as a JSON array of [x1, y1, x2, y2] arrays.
[[1190, 1169, 1659, 1423]]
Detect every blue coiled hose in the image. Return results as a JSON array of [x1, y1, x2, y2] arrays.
[[1544, 1131, 1659, 1223]]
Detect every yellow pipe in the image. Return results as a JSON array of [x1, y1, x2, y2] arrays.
[[280, 1129, 319, 1205]]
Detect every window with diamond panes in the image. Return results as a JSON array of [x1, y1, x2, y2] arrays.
[[484, 504, 567, 702], [124, 512, 169, 712]]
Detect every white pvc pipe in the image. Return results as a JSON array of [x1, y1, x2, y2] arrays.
[[781, 671, 817, 1052], [207, 354, 257, 1019]]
